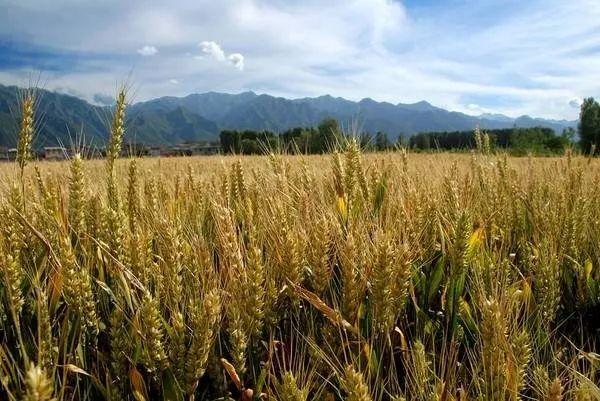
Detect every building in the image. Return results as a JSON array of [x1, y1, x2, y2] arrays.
[[166, 143, 221, 156], [191, 144, 221, 155], [120, 142, 149, 157], [149, 146, 163, 157], [44, 146, 67, 160]]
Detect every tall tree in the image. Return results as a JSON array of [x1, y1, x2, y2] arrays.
[[375, 131, 391, 151], [312, 118, 340, 153], [579, 97, 600, 154]]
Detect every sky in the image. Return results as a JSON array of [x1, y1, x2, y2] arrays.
[[0, 0, 599, 120]]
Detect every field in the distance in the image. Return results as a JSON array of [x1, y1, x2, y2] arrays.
[[1, 148, 599, 401]]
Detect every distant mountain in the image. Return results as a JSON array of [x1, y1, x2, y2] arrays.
[[135, 91, 576, 138], [0, 83, 578, 147], [0, 84, 107, 148], [0, 84, 220, 147], [132, 91, 258, 123], [128, 104, 219, 144], [479, 113, 514, 123], [512, 115, 577, 131]]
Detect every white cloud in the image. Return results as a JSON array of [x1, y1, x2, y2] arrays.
[[55, 86, 86, 98], [199, 40, 244, 71], [1, 0, 598, 119], [137, 45, 158, 56], [168, 79, 179, 84], [199, 41, 225, 61], [228, 53, 244, 71], [465, 104, 490, 114]]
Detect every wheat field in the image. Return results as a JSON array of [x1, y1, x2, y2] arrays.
[[0, 91, 599, 401]]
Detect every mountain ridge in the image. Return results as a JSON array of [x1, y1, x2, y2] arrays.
[[0, 83, 578, 147]]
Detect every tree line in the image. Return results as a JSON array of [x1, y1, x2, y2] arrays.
[[220, 118, 407, 154], [220, 118, 343, 154], [409, 127, 573, 155], [219, 99, 600, 155]]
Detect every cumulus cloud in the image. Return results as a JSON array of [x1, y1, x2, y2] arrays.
[[1, 0, 598, 119], [228, 53, 244, 71], [465, 103, 490, 114], [168, 78, 179, 84], [199, 41, 225, 61], [199, 41, 244, 70], [137, 45, 158, 56]]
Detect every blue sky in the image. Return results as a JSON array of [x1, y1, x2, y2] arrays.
[[0, 0, 598, 119]]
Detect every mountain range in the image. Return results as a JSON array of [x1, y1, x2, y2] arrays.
[[0, 84, 578, 148]]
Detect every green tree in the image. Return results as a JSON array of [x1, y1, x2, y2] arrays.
[[396, 135, 408, 148], [562, 127, 576, 144], [410, 133, 431, 150], [359, 133, 373, 150], [312, 118, 340, 153], [240, 138, 260, 154], [220, 130, 243, 154], [579, 97, 600, 155], [375, 131, 391, 151]]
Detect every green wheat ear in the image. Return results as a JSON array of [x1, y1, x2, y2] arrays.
[[342, 365, 373, 401], [277, 372, 309, 401]]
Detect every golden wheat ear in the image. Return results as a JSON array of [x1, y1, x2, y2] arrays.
[[17, 90, 36, 172], [23, 363, 55, 401], [546, 378, 563, 401]]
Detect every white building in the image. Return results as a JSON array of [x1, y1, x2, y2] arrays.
[[44, 146, 67, 160]]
